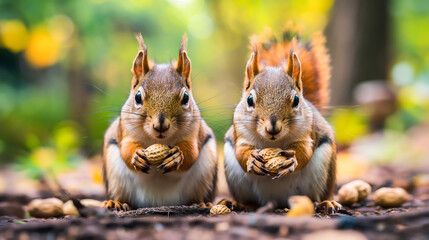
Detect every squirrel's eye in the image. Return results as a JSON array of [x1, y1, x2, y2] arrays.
[[135, 91, 142, 105], [181, 92, 189, 105], [247, 93, 254, 107], [292, 94, 299, 108]]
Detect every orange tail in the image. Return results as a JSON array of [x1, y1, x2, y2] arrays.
[[251, 26, 331, 110]]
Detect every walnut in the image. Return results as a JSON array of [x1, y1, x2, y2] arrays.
[[337, 180, 371, 205], [144, 144, 170, 165], [27, 198, 64, 218], [374, 187, 409, 208], [209, 205, 231, 216]]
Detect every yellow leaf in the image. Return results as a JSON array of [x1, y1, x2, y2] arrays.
[[31, 147, 57, 169], [330, 109, 368, 145], [92, 166, 103, 184], [0, 20, 28, 53], [25, 26, 61, 68], [287, 196, 314, 217]]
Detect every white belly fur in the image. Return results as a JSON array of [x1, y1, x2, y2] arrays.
[[105, 138, 216, 208], [224, 141, 332, 207]]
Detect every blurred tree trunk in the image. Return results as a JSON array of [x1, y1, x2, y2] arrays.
[[68, 52, 92, 152], [325, 0, 390, 106]]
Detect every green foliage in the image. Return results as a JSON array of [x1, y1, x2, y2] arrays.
[[387, 0, 429, 132], [15, 121, 83, 179], [330, 109, 369, 145], [0, 0, 428, 172]]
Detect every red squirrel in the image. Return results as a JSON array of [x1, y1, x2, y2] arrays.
[[102, 34, 217, 210], [223, 27, 341, 213]]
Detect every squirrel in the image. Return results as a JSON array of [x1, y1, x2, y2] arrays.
[[223, 26, 341, 213], [101, 34, 218, 210]]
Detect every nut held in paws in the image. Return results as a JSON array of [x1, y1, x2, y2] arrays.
[[210, 205, 231, 216], [144, 144, 170, 165], [259, 148, 284, 162], [265, 157, 288, 174]]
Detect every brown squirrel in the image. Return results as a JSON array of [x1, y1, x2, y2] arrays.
[[102, 34, 218, 210], [223, 27, 341, 212]]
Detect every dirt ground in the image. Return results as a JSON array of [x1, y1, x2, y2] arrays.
[[1, 163, 429, 240], [2, 137, 429, 239], [1, 203, 429, 239]]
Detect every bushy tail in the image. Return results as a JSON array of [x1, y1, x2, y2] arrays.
[[251, 25, 331, 109]]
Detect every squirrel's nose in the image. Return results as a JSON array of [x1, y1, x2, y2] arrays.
[[265, 116, 282, 136], [265, 126, 281, 136], [153, 114, 170, 133], [153, 124, 170, 133]]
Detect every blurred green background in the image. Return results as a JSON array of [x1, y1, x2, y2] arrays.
[[0, 0, 428, 179]]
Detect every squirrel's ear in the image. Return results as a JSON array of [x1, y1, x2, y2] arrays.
[[176, 34, 192, 89], [131, 33, 150, 88], [244, 46, 260, 91], [284, 50, 302, 91]]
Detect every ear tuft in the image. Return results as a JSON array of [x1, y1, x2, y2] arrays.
[[244, 43, 260, 90], [283, 41, 302, 91], [286, 43, 295, 77], [131, 33, 150, 88], [136, 33, 146, 51], [177, 33, 191, 88]]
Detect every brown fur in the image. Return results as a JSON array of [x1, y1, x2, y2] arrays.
[[251, 26, 331, 110], [102, 34, 217, 207], [226, 26, 336, 205]]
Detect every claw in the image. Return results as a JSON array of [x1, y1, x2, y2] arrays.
[[157, 147, 183, 173], [247, 149, 270, 176], [315, 200, 343, 215], [270, 157, 297, 179], [248, 158, 269, 175], [102, 200, 131, 212], [157, 163, 165, 170], [132, 153, 150, 173], [135, 149, 148, 160], [250, 149, 263, 160]]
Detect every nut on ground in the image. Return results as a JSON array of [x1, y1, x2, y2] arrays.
[[374, 187, 409, 208], [351, 180, 371, 201], [63, 199, 103, 216], [27, 198, 64, 218], [144, 144, 170, 165], [337, 180, 371, 205], [338, 185, 359, 205], [210, 205, 231, 216]]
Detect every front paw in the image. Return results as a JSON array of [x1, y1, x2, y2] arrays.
[[246, 149, 269, 176], [315, 200, 343, 215], [157, 146, 184, 174], [102, 200, 131, 212], [132, 149, 150, 173]]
